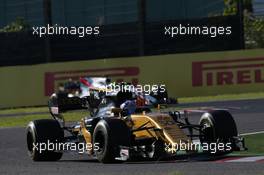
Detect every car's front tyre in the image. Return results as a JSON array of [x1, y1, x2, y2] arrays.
[[26, 119, 64, 161], [199, 110, 238, 155], [93, 118, 131, 163]]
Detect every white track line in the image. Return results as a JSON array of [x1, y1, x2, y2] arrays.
[[240, 131, 264, 136], [225, 156, 264, 162]]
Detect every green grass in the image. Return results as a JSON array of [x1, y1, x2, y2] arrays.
[[0, 91, 264, 116], [0, 91, 263, 129], [0, 106, 48, 115], [179, 92, 264, 103], [0, 110, 87, 128], [0, 106, 205, 127], [0, 114, 50, 128], [232, 133, 264, 156]]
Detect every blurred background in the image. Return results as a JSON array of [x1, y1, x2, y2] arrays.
[[0, 0, 263, 67]]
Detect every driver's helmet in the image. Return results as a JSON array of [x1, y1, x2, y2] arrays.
[[120, 100, 136, 115]]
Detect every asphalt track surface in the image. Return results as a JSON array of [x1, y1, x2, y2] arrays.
[[0, 99, 263, 175]]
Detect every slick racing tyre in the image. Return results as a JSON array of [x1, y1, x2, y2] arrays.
[[26, 119, 64, 161], [199, 110, 238, 154], [93, 118, 131, 163]]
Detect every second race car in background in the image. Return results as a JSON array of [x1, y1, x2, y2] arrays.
[[48, 77, 178, 115]]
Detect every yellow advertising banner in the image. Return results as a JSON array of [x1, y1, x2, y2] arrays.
[[0, 49, 264, 108]]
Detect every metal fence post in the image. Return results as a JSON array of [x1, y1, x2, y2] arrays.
[[138, 0, 146, 56], [43, 0, 52, 62], [237, 0, 245, 49]]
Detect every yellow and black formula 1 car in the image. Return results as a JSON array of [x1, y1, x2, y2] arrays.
[[26, 90, 246, 163]]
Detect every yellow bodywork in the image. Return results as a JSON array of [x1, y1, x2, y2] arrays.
[[79, 112, 191, 154], [130, 113, 190, 145]]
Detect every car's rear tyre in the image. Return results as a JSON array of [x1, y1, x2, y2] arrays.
[[93, 118, 131, 163], [26, 119, 64, 161], [199, 110, 238, 154]]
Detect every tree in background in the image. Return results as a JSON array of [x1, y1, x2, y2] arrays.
[[0, 17, 30, 33], [244, 13, 264, 48], [224, 0, 239, 15], [224, 0, 264, 48], [224, 0, 252, 15]]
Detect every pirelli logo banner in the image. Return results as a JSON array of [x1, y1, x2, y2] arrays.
[[0, 49, 264, 108], [192, 57, 264, 87]]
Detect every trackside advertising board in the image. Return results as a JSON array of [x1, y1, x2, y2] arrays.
[[0, 49, 264, 108]]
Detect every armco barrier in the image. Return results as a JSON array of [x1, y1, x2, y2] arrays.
[[0, 49, 264, 108]]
